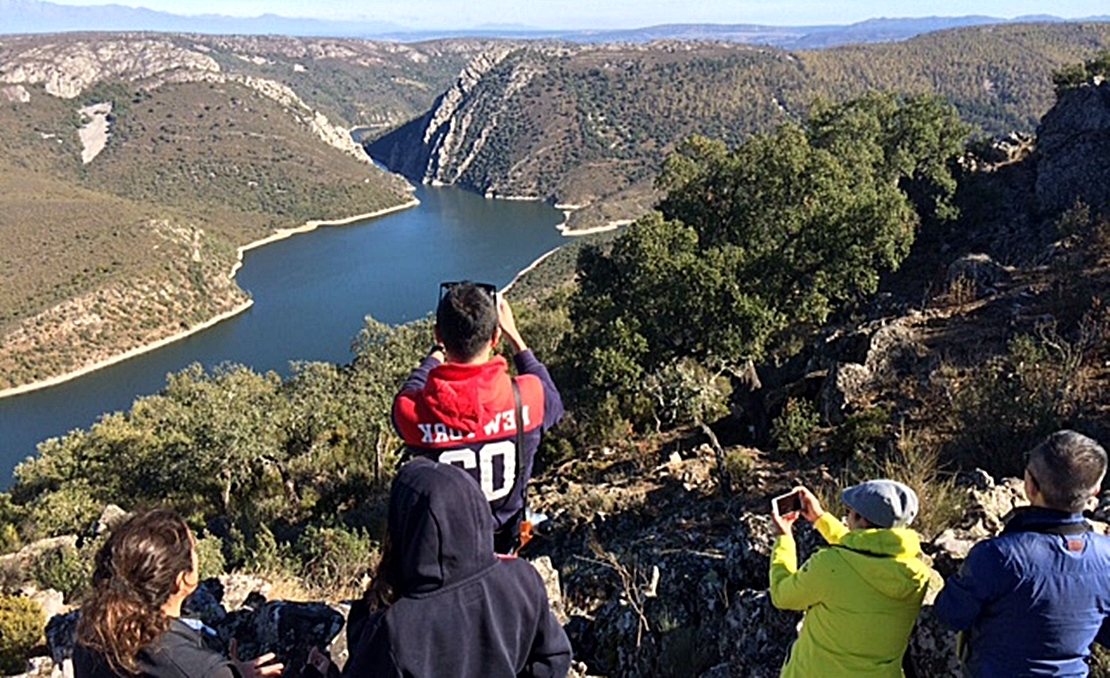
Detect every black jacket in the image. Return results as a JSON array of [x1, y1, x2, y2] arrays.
[[74, 619, 236, 678], [343, 458, 572, 678]]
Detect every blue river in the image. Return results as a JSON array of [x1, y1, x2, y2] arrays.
[[0, 185, 566, 484]]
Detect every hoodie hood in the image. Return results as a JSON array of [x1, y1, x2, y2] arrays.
[[387, 458, 497, 596], [836, 528, 931, 601], [420, 357, 512, 431]]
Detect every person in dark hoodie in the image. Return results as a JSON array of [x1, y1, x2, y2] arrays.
[[393, 282, 563, 553], [344, 457, 572, 678], [73, 508, 284, 678]]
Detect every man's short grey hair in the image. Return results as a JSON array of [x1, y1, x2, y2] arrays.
[[1026, 430, 1107, 513]]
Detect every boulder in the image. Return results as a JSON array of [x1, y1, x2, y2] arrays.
[[946, 253, 1011, 298], [0, 536, 78, 587], [10, 656, 58, 678], [713, 590, 798, 678], [44, 581, 344, 678], [1035, 81, 1110, 217], [530, 556, 568, 625], [817, 362, 871, 425], [94, 505, 129, 536], [927, 471, 1028, 577], [45, 610, 79, 666], [907, 606, 961, 678], [816, 316, 932, 425], [26, 589, 66, 622]]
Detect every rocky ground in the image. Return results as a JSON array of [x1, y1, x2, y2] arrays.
[[0, 456, 1049, 678], [522, 440, 1049, 678]]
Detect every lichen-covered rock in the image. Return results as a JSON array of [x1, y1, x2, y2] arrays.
[[25, 589, 65, 623], [44, 610, 78, 666], [946, 253, 1011, 298], [816, 316, 933, 424], [713, 590, 799, 678], [818, 361, 872, 425], [531, 556, 568, 625], [1035, 81, 1110, 217], [93, 505, 129, 537]]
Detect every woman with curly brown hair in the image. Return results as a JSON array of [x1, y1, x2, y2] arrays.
[[73, 509, 283, 678]]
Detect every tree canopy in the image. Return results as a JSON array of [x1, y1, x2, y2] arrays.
[[567, 92, 970, 422]]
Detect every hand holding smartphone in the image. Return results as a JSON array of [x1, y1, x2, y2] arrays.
[[772, 490, 803, 518]]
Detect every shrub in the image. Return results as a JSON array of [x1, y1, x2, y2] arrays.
[[31, 546, 91, 603], [18, 483, 101, 542], [873, 431, 965, 540], [195, 534, 226, 581], [0, 525, 20, 557], [951, 331, 1085, 478], [831, 407, 892, 462], [0, 595, 44, 674], [0, 498, 23, 556], [722, 448, 759, 490], [772, 398, 819, 456], [643, 359, 731, 430], [239, 525, 296, 579], [1091, 645, 1110, 678], [294, 525, 376, 597]]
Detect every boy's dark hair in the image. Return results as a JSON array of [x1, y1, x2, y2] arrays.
[[436, 282, 498, 361], [1026, 430, 1107, 512]]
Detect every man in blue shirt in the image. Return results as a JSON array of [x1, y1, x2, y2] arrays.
[[934, 430, 1110, 677]]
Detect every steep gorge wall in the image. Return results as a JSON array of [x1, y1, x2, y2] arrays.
[[0, 36, 366, 161], [366, 47, 527, 194]]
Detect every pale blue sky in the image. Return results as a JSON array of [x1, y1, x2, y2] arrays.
[[46, 0, 1110, 29]]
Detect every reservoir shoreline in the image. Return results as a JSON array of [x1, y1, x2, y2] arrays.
[[0, 199, 420, 401]]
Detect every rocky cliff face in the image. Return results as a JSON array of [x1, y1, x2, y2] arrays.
[[0, 37, 220, 98], [1035, 79, 1110, 218], [367, 46, 537, 195]]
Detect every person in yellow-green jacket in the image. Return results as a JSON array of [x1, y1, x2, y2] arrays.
[[769, 480, 931, 678]]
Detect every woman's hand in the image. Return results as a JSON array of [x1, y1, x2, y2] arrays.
[[771, 507, 799, 536], [794, 485, 826, 523], [231, 639, 285, 678]]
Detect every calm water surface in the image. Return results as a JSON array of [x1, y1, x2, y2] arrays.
[[0, 185, 565, 483]]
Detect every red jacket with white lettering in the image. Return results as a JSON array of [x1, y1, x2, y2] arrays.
[[392, 350, 563, 530]]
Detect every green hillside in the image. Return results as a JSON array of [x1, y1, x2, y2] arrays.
[[369, 23, 1110, 229], [0, 33, 483, 389]]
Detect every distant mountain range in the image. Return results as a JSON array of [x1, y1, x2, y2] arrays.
[[2, 0, 1108, 47]]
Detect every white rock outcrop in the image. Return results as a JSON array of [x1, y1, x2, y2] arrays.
[[0, 38, 220, 98], [78, 101, 112, 164]]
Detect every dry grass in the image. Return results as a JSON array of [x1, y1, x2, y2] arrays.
[[876, 430, 966, 540], [811, 429, 964, 540]]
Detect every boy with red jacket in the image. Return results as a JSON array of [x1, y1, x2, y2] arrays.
[[392, 282, 563, 553]]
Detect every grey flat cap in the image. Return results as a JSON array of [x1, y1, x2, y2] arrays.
[[841, 479, 919, 529]]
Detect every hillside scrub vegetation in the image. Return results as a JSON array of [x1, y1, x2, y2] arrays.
[[369, 23, 1110, 229], [1, 87, 975, 583], [5, 52, 1110, 677], [562, 92, 970, 434], [0, 35, 444, 391]]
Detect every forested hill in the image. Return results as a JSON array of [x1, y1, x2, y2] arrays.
[[0, 34, 495, 391], [368, 22, 1110, 230]]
